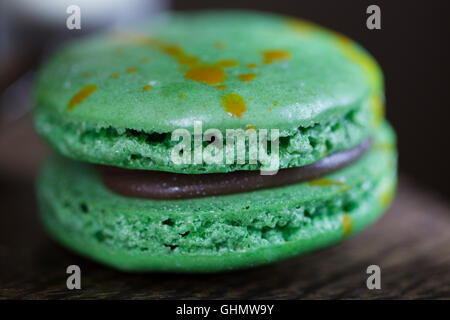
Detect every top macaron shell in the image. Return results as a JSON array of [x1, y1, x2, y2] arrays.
[[34, 11, 381, 135]]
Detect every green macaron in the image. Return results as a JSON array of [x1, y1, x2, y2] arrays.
[[34, 11, 396, 272], [34, 10, 383, 173], [38, 123, 396, 272]]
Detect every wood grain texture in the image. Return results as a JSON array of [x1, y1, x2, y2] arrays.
[[0, 173, 449, 300]]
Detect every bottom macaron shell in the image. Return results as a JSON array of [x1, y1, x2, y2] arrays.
[[37, 123, 397, 273]]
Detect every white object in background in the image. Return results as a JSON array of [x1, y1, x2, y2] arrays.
[[3, 0, 169, 29]]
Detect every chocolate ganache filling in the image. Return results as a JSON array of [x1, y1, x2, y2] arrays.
[[100, 138, 371, 200]]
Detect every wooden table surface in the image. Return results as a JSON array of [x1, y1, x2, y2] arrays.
[[0, 117, 449, 299]]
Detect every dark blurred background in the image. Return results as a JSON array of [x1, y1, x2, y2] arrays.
[[1, 0, 449, 198]]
